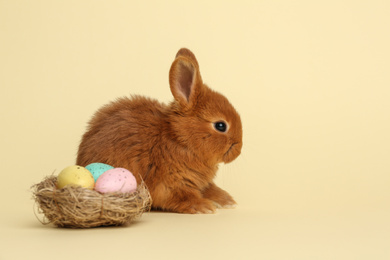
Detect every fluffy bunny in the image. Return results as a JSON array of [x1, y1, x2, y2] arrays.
[[76, 48, 243, 213]]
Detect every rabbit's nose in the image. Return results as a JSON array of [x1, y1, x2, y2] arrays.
[[222, 141, 242, 163]]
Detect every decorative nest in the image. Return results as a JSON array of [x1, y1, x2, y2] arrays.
[[32, 176, 152, 228]]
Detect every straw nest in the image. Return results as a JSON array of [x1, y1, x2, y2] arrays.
[[32, 176, 152, 228]]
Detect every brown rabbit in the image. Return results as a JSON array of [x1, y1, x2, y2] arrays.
[[76, 48, 243, 213]]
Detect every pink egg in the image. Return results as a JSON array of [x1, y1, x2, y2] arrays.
[[95, 168, 137, 194]]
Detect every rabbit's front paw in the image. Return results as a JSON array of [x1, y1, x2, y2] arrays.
[[191, 199, 217, 214], [176, 198, 217, 214], [203, 183, 237, 209]]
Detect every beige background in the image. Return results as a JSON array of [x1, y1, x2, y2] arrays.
[[1, 0, 389, 259]]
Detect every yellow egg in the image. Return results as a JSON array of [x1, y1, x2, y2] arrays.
[[57, 165, 94, 190]]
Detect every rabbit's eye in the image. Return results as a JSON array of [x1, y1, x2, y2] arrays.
[[214, 121, 227, 133]]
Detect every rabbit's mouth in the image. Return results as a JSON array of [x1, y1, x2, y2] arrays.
[[222, 142, 242, 163]]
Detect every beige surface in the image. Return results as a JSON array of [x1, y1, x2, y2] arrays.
[[1, 1, 389, 259]]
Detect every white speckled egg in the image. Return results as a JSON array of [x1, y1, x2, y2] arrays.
[[95, 168, 137, 194]]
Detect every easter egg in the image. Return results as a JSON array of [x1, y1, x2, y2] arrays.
[[95, 168, 137, 194], [57, 165, 95, 190], [85, 162, 114, 182]]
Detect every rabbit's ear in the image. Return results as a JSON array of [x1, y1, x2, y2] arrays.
[[169, 54, 202, 109], [175, 48, 199, 68]]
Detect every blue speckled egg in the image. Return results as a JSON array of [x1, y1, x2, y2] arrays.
[[85, 162, 114, 182]]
